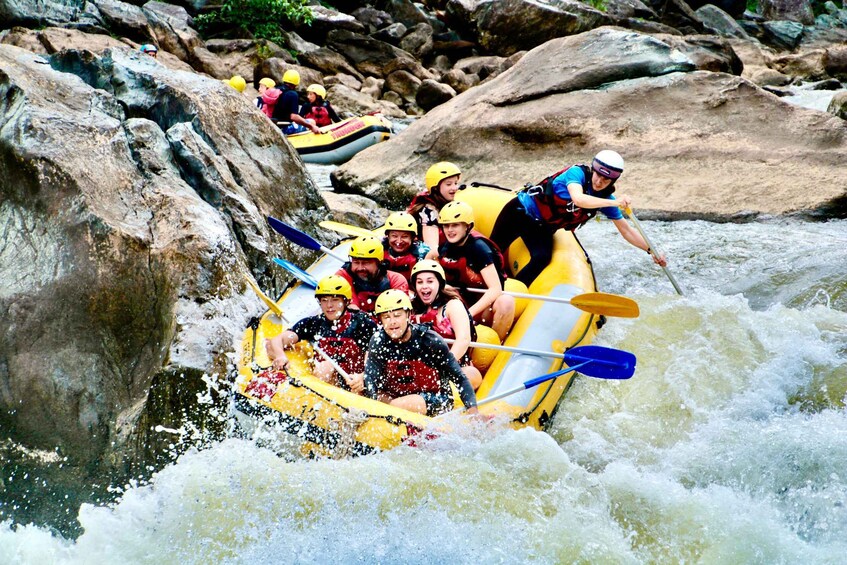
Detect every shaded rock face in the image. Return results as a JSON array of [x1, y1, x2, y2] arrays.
[[0, 45, 322, 473], [332, 27, 847, 219], [760, 0, 815, 25], [0, 0, 104, 29]]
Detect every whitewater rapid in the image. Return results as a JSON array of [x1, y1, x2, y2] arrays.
[[2, 218, 846, 564]]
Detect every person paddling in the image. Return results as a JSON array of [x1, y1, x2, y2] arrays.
[[336, 235, 409, 314], [490, 150, 667, 286], [407, 162, 463, 260], [381, 211, 430, 282], [265, 275, 376, 393], [410, 260, 483, 390], [364, 289, 478, 415], [438, 201, 515, 342]]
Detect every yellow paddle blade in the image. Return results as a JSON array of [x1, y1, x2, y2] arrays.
[[243, 273, 284, 318], [569, 292, 640, 318], [319, 221, 374, 238]]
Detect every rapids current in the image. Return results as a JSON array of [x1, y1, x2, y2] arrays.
[[1, 216, 845, 564]]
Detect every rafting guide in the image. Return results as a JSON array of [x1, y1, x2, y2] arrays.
[[491, 149, 668, 285], [364, 289, 479, 416]]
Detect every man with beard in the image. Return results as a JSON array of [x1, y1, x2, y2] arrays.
[[336, 236, 409, 315]]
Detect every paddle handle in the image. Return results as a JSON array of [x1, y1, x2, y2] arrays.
[[312, 343, 353, 381], [321, 245, 348, 263], [469, 181, 514, 192], [465, 287, 579, 306], [444, 338, 564, 359], [476, 362, 588, 407], [624, 208, 685, 296]]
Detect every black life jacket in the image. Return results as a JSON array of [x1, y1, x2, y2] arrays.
[[526, 164, 616, 231], [438, 232, 507, 290]]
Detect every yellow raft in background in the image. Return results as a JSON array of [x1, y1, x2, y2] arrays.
[[233, 186, 603, 457], [286, 114, 393, 165]]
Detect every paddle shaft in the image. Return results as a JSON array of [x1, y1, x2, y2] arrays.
[[625, 209, 684, 296], [476, 362, 589, 407], [466, 287, 590, 306], [444, 338, 564, 359]]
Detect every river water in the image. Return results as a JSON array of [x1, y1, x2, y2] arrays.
[[1, 212, 845, 563]]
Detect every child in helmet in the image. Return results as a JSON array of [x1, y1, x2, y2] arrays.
[[410, 260, 482, 390], [299, 84, 340, 127], [381, 211, 430, 282], [257, 77, 280, 118], [335, 235, 409, 314], [139, 44, 158, 58], [490, 149, 667, 286], [438, 201, 515, 342], [407, 162, 463, 260], [364, 289, 478, 416], [265, 275, 376, 393]]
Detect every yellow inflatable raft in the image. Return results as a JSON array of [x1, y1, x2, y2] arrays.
[[233, 186, 605, 457], [286, 114, 393, 165]]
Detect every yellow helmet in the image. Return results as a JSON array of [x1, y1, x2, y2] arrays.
[[282, 69, 300, 86], [258, 77, 275, 89], [410, 260, 446, 282], [227, 75, 246, 92], [314, 275, 352, 300], [349, 236, 384, 261], [384, 211, 417, 234], [425, 162, 461, 192], [306, 84, 326, 98], [374, 289, 412, 315], [438, 201, 474, 226]]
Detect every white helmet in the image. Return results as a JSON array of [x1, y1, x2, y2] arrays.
[[592, 150, 624, 180]]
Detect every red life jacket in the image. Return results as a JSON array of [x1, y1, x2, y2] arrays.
[[438, 232, 507, 289], [337, 267, 406, 313], [382, 359, 441, 397], [305, 104, 331, 127], [383, 248, 418, 282], [315, 311, 366, 374], [527, 164, 615, 231], [415, 302, 478, 343]]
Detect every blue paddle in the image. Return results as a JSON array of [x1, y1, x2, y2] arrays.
[[272, 257, 318, 288], [267, 216, 348, 262], [475, 345, 636, 407]]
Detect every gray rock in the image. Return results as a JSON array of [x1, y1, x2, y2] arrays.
[[455, 55, 508, 80], [351, 6, 393, 33], [472, 0, 612, 56], [385, 69, 421, 103], [92, 0, 155, 43], [431, 54, 453, 73], [142, 2, 203, 64], [618, 17, 685, 36], [324, 72, 363, 91], [299, 47, 365, 81], [440, 68, 480, 93], [382, 56, 438, 81], [321, 191, 388, 228], [283, 31, 320, 55], [825, 45, 847, 80], [604, 0, 657, 19], [655, 34, 743, 74], [748, 67, 793, 86], [0, 44, 321, 477], [372, 22, 407, 45], [773, 49, 829, 81], [827, 90, 847, 118], [415, 78, 456, 111], [376, 0, 430, 29], [399, 22, 434, 60], [695, 4, 753, 39], [360, 76, 385, 99], [326, 83, 406, 117], [763, 20, 805, 50], [381, 90, 404, 106], [0, 0, 104, 29], [760, 0, 815, 25], [325, 29, 415, 77], [295, 5, 366, 43]]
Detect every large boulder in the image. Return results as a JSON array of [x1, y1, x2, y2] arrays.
[[331, 28, 847, 219], [0, 0, 104, 29], [694, 4, 753, 39], [325, 29, 416, 78], [0, 44, 322, 477], [461, 0, 613, 56], [759, 0, 815, 25], [92, 0, 156, 43]]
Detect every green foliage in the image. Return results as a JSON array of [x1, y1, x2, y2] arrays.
[[746, 0, 758, 13], [586, 0, 607, 10], [196, 0, 313, 45]]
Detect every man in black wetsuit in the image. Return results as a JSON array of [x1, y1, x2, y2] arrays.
[[364, 289, 478, 416]]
